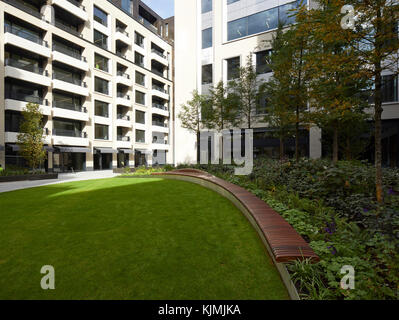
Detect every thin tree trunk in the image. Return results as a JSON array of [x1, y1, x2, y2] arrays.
[[196, 131, 200, 164], [333, 124, 339, 164], [375, 69, 383, 203]]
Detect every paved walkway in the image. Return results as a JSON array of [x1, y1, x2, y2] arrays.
[[0, 170, 119, 194]]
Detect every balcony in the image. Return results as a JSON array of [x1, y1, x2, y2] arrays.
[[52, 75, 89, 97], [116, 136, 132, 149], [5, 98, 51, 116], [151, 49, 168, 66], [5, 59, 51, 87], [152, 85, 169, 100], [5, 129, 51, 144], [52, 129, 89, 146], [152, 103, 169, 116], [52, 44, 88, 72], [3, 0, 43, 18], [4, 25, 50, 58], [54, 20, 82, 38], [51, 0, 88, 21], [152, 120, 169, 133], [116, 93, 131, 107], [116, 72, 131, 87], [116, 114, 132, 128], [151, 68, 164, 77], [138, 16, 158, 33], [115, 28, 130, 46], [52, 101, 89, 122]]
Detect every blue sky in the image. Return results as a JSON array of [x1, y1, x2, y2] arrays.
[[141, 0, 174, 19]]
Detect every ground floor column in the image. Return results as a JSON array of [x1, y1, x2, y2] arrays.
[[309, 126, 322, 159], [47, 151, 53, 172], [129, 153, 135, 168], [86, 152, 94, 171]]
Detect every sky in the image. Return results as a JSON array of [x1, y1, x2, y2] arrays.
[[141, 0, 175, 19]]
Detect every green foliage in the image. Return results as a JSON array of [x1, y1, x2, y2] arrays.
[[122, 166, 166, 176], [0, 165, 30, 176], [17, 103, 47, 171]]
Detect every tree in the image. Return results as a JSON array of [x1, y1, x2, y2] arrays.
[[229, 55, 265, 129], [178, 90, 211, 162], [297, 0, 370, 163], [17, 103, 47, 171], [263, 26, 297, 160]]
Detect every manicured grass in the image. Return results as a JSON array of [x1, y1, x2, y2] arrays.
[[0, 178, 288, 300]]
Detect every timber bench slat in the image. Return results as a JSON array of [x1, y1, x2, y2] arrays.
[[153, 169, 319, 263]]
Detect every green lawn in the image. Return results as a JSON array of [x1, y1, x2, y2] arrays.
[[0, 178, 288, 300]]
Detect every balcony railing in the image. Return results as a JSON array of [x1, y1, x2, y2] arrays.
[[151, 49, 167, 59], [152, 138, 168, 144], [117, 71, 130, 79], [152, 103, 168, 111], [151, 69, 164, 77], [138, 16, 158, 33], [53, 74, 87, 87], [53, 129, 87, 138], [116, 27, 129, 37], [117, 136, 131, 142], [116, 51, 127, 59], [152, 121, 168, 128], [5, 58, 48, 76], [53, 100, 86, 113], [3, 0, 43, 19], [152, 85, 168, 93], [4, 25, 48, 47], [117, 114, 130, 121], [54, 20, 81, 38], [66, 0, 86, 11], [53, 43, 86, 62], [6, 93, 47, 106], [117, 93, 130, 100]]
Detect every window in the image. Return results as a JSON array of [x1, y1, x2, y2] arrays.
[[135, 110, 145, 124], [95, 100, 109, 117], [165, 23, 169, 37], [202, 64, 213, 84], [5, 111, 23, 132], [135, 52, 144, 67], [228, 17, 247, 41], [256, 50, 272, 74], [121, 0, 132, 14], [382, 75, 398, 103], [53, 66, 82, 85], [227, 0, 240, 4], [248, 8, 278, 35], [202, 28, 212, 49], [135, 129, 145, 143], [94, 53, 108, 72], [95, 77, 109, 95], [53, 92, 82, 111], [94, 30, 107, 49], [53, 119, 83, 137], [279, 1, 299, 26], [93, 6, 107, 27], [226, 57, 240, 80], [202, 0, 212, 13], [135, 32, 144, 48], [135, 71, 145, 86], [135, 91, 145, 105], [257, 95, 269, 115], [95, 124, 109, 140]]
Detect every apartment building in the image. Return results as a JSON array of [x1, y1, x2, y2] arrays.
[[175, 0, 399, 167], [0, 0, 174, 172]]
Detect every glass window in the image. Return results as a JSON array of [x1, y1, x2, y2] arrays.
[[279, 1, 299, 26], [202, 64, 213, 84], [382, 75, 398, 103], [94, 53, 108, 72], [53, 92, 82, 111], [5, 111, 23, 132], [135, 71, 145, 86], [95, 124, 109, 140], [135, 110, 145, 124], [248, 7, 278, 35], [202, 28, 212, 49], [121, 0, 132, 14], [53, 66, 82, 85], [135, 90, 146, 105], [94, 30, 107, 50], [135, 52, 144, 67], [135, 32, 144, 47], [95, 100, 109, 117], [256, 50, 272, 74], [94, 6, 108, 26], [53, 119, 82, 137], [135, 129, 145, 143], [228, 17, 247, 41], [226, 57, 240, 80], [95, 77, 109, 95], [227, 0, 240, 4], [202, 0, 212, 14]]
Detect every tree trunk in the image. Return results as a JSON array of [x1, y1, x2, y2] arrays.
[[333, 124, 339, 164], [279, 137, 284, 161], [196, 131, 200, 164], [374, 69, 383, 203]]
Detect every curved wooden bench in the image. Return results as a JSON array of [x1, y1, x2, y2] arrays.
[[153, 169, 319, 263]]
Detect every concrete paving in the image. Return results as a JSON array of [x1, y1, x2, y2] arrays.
[[0, 170, 119, 194]]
